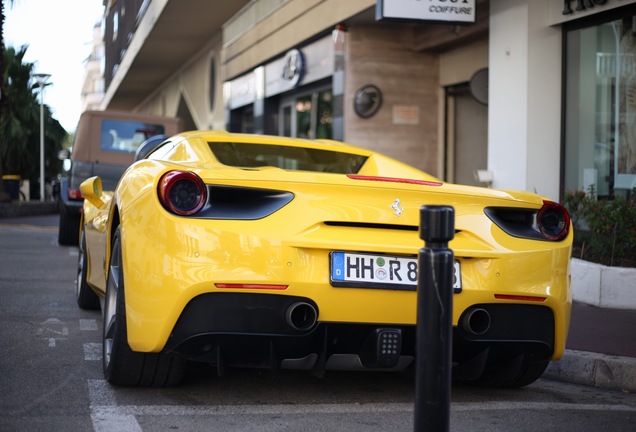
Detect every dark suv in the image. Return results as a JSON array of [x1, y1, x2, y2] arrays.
[[58, 110, 182, 245]]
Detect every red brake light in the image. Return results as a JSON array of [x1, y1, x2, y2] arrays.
[[347, 175, 442, 186], [68, 188, 83, 200], [158, 171, 207, 216], [537, 201, 570, 241]]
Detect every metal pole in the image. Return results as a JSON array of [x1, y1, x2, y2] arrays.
[[414, 205, 455, 432], [33, 73, 50, 202], [39, 89, 44, 202]]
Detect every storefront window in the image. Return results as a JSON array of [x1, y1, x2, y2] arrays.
[[281, 88, 333, 139], [565, 15, 636, 198]]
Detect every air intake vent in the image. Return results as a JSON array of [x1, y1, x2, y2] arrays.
[[324, 222, 418, 231]]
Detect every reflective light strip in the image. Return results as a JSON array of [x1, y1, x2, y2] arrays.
[[494, 294, 547, 302], [215, 283, 288, 290]]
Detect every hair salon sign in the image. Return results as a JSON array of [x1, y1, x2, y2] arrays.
[[376, 0, 476, 24]]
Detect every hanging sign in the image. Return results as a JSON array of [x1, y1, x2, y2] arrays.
[[376, 0, 476, 24]]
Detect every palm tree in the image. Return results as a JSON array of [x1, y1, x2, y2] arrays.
[[0, 0, 15, 201], [0, 45, 67, 199], [1, 1, 67, 201]]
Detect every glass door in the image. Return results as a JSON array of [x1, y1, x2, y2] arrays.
[[279, 86, 333, 139]]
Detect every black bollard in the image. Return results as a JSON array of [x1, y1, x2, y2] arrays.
[[414, 205, 455, 432]]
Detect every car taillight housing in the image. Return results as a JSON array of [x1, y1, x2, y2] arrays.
[[484, 200, 571, 242], [158, 171, 207, 216], [536, 200, 570, 241], [68, 188, 83, 200]]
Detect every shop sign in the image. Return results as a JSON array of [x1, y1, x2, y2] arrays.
[[562, 0, 608, 15], [227, 72, 256, 110], [281, 49, 304, 87], [376, 0, 476, 24], [265, 36, 334, 98], [550, 0, 630, 24]]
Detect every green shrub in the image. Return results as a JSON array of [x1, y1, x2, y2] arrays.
[[562, 187, 636, 267]]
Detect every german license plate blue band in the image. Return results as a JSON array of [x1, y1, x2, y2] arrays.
[[330, 251, 461, 292]]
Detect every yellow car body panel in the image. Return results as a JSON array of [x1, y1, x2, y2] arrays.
[[80, 130, 572, 386]]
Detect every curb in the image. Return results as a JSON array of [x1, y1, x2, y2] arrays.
[[544, 349, 636, 392]]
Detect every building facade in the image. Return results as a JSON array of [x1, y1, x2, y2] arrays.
[[96, 0, 636, 201]]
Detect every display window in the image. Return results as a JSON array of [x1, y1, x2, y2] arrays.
[[564, 8, 636, 198]]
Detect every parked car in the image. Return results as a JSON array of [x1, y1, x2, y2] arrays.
[[77, 130, 572, 388], [57, 110, 182, 245]]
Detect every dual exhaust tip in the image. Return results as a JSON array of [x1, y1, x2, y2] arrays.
[[285, 302, 492, 336], [285, 301, 318, 331], [461, 308, 491, 336]]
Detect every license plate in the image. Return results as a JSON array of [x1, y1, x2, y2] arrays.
[[330, 251, 462, 292]]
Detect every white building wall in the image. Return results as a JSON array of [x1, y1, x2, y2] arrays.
[[489, 0, 562, 200]]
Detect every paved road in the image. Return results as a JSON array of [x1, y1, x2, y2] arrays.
[[1, 215, 635, 431]]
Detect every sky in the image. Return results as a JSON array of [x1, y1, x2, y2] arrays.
[[4, 0, 105, 131]]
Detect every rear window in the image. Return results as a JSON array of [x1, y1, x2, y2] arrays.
[[209, 142, 368, 174], [100, 120, 165, 154]]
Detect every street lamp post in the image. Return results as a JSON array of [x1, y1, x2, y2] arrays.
[[33, 73, 51, 202]]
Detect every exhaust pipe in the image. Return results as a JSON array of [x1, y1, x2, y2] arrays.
[[285, 302, 318, 331], [461, 308, 491, 336]]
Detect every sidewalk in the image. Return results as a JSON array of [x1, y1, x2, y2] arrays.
[[1, 210, 634, 392], [0, 200, 58, 218], [544, 301, 636, 392]]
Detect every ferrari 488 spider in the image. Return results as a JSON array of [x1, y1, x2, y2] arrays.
[[77, 130, 572, 388]]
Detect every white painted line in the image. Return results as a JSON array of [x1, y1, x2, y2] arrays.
[[69, 249, 79, 256], [88, 401, 636, 419], [83, 343, 102, 361], [86, 373, 636, 432], [88, 379, 142, 432], [91, 414, 142, 432], [80, 319, 98, 331]]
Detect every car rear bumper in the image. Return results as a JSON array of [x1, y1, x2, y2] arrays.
[[164, 292, 556, 373]]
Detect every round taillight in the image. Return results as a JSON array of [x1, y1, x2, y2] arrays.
[[158, 171, 206, 216], [537, 201, 570, 241]]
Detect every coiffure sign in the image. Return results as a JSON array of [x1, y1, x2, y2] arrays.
[[376, 0, 476, 24]]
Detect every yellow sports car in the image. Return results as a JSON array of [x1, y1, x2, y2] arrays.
[[76, 130, 572, 388]]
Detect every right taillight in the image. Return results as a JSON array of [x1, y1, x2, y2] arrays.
[[484, 201, 571, 242], [158, 171, 207, 216], [536, 200, 570, 241]]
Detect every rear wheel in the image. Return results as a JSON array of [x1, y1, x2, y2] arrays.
[[76, 230, 100, 310], [103, 226, 185, 387]]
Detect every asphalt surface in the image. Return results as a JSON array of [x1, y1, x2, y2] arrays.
[[1, 211, 634, 392]]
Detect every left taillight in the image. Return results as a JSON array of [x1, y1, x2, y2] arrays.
[[537, 200, 570, 241], [158, 171, 207, 216]]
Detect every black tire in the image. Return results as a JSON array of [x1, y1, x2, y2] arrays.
[[76, 230, 100, 310], [103, 226, 186, 387], [58, 204, 80, 246]]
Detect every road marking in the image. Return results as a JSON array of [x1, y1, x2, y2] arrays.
[[86, 375, 636, 431], [84, 343, 102, 361], [88, 380, 141, 432], [80, 319, 98, 331], [36, 317, 68, 348], [88, 400, 636, 417], [0, 222, 57, 232]]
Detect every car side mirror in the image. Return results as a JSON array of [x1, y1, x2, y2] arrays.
[[80, 176, 106, 209]]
